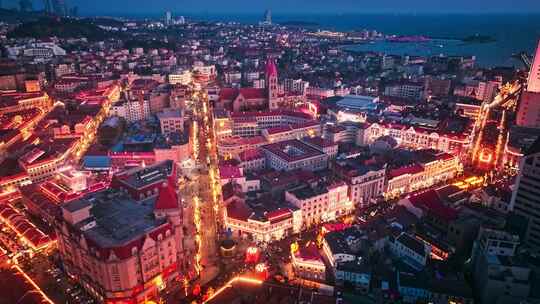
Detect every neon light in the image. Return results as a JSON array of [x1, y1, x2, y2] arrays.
[[13, 265, 55, 304], [203, 276, 263, 303]]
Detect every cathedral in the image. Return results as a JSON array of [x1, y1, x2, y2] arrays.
[[217, 58, 280, 112]]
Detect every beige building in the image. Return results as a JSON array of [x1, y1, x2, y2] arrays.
[[157, 108, 184, 135], [56, 184, 184, 304]]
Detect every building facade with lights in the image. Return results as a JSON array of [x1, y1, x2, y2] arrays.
[[385, 150, 461, 199], [261, 121, 321, 143], [157, 108, 184, 135], [230, 110, 314, 138], [285, 182, 353, 228], [56, 184, 183, 304], [290, 242, 326, 281], [217, 136, 268, 159], [0, 91, 52, 114], [364, 122, 470, 156], [333, 158, 386, 208], [225, 201, 302, 243]]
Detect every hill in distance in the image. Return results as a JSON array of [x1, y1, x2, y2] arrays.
[[7, 17, 121, 41]]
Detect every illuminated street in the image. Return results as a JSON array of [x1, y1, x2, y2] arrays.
[[179, 84, 222, 289]]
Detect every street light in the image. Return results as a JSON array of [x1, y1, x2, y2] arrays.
[[16, 290, 40, 304]]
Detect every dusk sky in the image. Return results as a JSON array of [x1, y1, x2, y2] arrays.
[[4, 0, 540, 14]]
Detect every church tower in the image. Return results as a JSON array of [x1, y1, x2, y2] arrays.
[[266, 58, 279, 110]]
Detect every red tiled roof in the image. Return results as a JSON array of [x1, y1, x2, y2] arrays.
[[322, 223, 351, 233], [239, 88, 266, 99], [219, 88, 267, 101], [409, 189, 458, 222], [266, 125, 292, 134], [219, 88, 239, 101], [302, 136, 336, 148], [296, 242, 323, 261], [231, 110, 312, 120], [238, 148, 264, 162], [219, 165, 243, 179], [0, 204, 51, 249], [266, 208, 292, 224], [226, 201, 252, 221], [388, 164, 424, 179], [154, 183, 179, 210]]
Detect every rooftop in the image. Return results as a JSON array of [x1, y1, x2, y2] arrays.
[[396, 233, 427, 257], [63, 189, 166, 248], [262, 139, 325, 162], [113, 160, 174, 190], [324, 226, 369, 256]]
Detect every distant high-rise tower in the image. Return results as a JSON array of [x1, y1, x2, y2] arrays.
[[43, 0, 52, 13], [510, 137, 540, 249], [528, 39, 540, 93], [51, 0, 67, 16], [178, 16, 185, 25], [165, 11, 172, 26], [264, 9, 272, 24], [517, 39, 540, 128]]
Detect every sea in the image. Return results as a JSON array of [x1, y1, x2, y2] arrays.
[[99, 13, 540, 68]]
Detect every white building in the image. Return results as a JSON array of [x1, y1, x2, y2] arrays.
[[334, 159, 386, 208], [527, 39, 540, 93], [284, 78, 310, 95], [168, 69, 192, 85], [385, 151, 461, 199], [390, 232, 430, 270], [285, 182, 353, 228], [384, 82, 424, 100], [193, 63, 216, 78], [157, 108, 184, 135], [290, 242, 326, 281], [510, 138, 540, 248], [225, 201, 302, 243], [110, 99, 150, 122], [364, 122, 470, 156], [261, 121, 321, 143]]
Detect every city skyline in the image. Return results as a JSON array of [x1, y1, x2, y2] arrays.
[[2, 0, 540, 14]]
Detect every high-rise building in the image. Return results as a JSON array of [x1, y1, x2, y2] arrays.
[[471, 228, 529, 304], [510, 137, 540, 249], [178, 15, 185, 25], [264, 9, 272, 24], [517, 39, 540, 128], [43, 0, 52, 13], [51, 0, 67, 16], [528, 39, 540, 93], [165, 11, 172, 26]]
